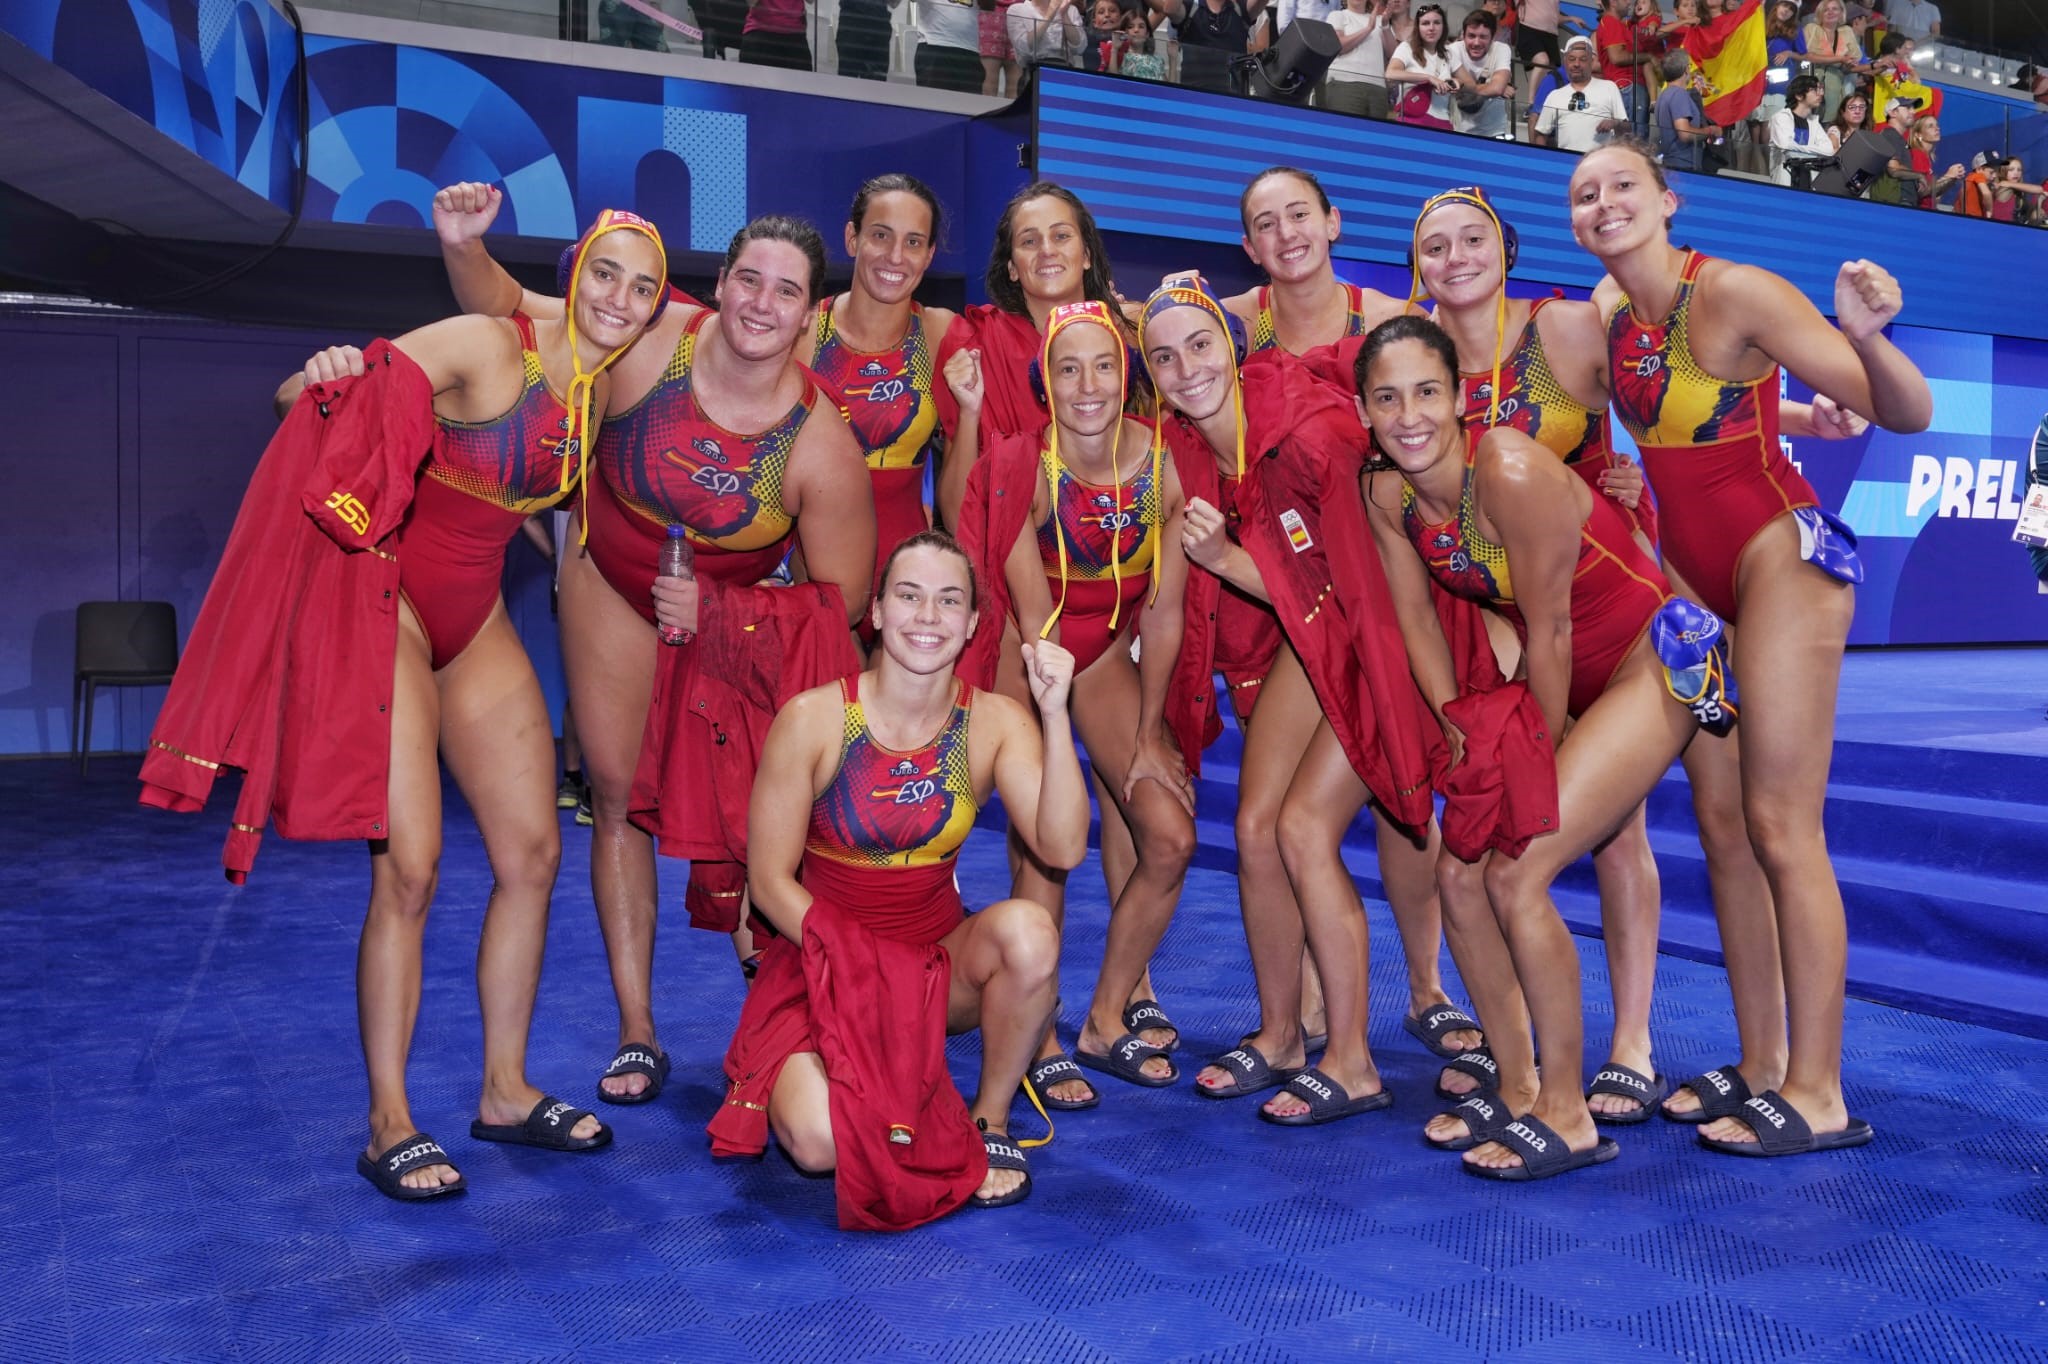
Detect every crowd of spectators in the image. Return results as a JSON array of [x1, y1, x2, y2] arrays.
[[604, 0, 2043, 222]]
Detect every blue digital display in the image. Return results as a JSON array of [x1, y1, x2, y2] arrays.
[[1035, 67, 2048, 346]]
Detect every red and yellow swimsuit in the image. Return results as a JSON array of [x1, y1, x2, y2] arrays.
[[1248, 282, 1372, 355], [1034, 443, 1161, 673], [1401, 459, 1670, 717], [1460, 297, 1659, 546], [1605, 250, 1816, 621], [397, 312, 575, 669], [586, 309, 818, 618], [802, 674, 979, 941], [810, 298, 938, 592]]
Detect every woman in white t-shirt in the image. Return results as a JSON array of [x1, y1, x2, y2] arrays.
[[1322, 0, 1388, 118], [1385, 2, 1455, 129]]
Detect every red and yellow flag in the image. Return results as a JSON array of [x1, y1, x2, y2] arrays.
[[1684, 0, 1767, 123]]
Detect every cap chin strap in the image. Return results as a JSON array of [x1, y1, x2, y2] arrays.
[[1408, 189, 1512, 433], [561, 214, 668, 544], [1041, 310, 1155, 641]]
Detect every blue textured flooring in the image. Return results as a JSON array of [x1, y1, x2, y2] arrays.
[[7, 707, 2048, 1362]]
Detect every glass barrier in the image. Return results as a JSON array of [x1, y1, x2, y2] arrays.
[[314, 0, 2043, 222]]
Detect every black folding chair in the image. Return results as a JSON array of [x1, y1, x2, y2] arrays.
[[73, 601, 179, 776]]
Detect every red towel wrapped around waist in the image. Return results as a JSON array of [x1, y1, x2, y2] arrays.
[[628, 581, 860, 930], [708, 861, 984, 1232]]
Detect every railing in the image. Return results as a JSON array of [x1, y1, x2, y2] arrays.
[[305, 0, 2044, 225]]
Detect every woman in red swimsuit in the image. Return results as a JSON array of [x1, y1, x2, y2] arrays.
[[950, 301, 1196, 1106], [1141, 281, 1440, 1126], [935, 179, 1130, 526], [1573, 139, 1932, 1157], [1409, 184, 1870, 1128], [436, 187, 875, 1105], [728, 532, 1089, 1216], [1223, 166, 1406, 357], [935, 182, 1153, 1107], [798, 174, 961, 641], [263, 212, 667, 1198], [1361, 314, 1726, 1178], [1215, 167, 1486, 1081]]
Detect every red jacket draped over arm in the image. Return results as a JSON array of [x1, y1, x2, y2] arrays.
[[138, 344, 434, 881]]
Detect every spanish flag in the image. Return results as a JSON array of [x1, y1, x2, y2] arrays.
[[1684, 0, 1767, 124]]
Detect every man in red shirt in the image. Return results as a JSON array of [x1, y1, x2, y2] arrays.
[[1595, 0, 1653, 130]]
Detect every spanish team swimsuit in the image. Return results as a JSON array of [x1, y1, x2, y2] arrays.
[[810, 298, 940, 593], [1032, 440, 1162, 673], [804, 674, 980, 920], [586, 309, 820, 614], [1401, 451, 1672, 717], [1246, 282, 1373, 355], [1459, 295, 1661, 547], [1604, 250, 1822, 622], [398, 313, 576, 670]]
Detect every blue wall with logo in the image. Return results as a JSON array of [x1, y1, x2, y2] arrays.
[[2, 0, 971, 266]]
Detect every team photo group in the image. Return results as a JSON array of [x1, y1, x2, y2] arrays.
[[141, 142, 1933, 1229]]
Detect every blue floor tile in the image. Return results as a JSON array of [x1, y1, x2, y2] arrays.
[[10, 661, 2048, 1364]]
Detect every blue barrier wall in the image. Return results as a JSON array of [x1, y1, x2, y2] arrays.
[[0, 0, 302, 203], [2, 0, 973, 269], [1034, 68, 2048, 345]]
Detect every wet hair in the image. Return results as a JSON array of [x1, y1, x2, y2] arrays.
[[1578, 134, 1677, 213], [878, 529, 978, 611], [721, 215, 829, 306], [1239, 166, 1333, 233], [847, 173, 946, 251], [1352, 314, 1460, 401], [984, 181, 1120, 319], [1354, 315, 1459, 480]]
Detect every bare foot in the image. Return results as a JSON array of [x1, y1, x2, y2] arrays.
[[1032, 1042, 1099, 1106], [1699, 1083, 1849, 1147], [1425, 1084, 1534, 1147], [1463, 1105, 1598, 1173], [1077, 1019, 1173, 1082], [1586, 1050, 1657, 1119], [974, 1125, 1028, 1204]]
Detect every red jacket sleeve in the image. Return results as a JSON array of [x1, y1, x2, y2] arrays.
[[953, 430, 1042, 691], [142, 347, 431, 881]]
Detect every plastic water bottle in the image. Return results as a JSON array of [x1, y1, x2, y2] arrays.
[[658, 525, 696, 646]]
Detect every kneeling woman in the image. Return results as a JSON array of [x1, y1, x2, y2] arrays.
[[1360, 315, 1724, 1179], [709, 533, 1090, 1222], [144, 211, 669, 1199]]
